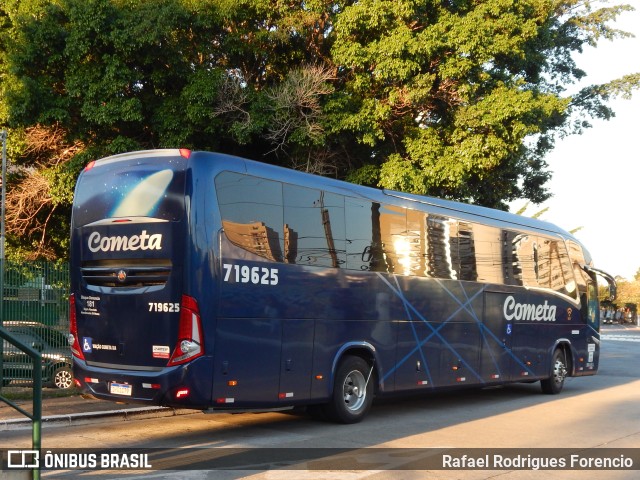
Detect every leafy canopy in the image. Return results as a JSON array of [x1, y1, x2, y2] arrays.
[[0, 0, 638, 259]]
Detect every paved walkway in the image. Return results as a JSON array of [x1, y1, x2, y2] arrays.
[[0, 392, 195, 430]]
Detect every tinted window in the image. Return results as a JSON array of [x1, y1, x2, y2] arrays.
[[501, 230, 523, 286], [406, 209, 427, 277], [510, 233, 538, 288], [214, 170, 580, 293], [425, 214, 458, 279], [216, 172, 284, 262], [346, 204, 480, 279], [345, 201, 405, 274], [536, 237, 576, 298], [567, 239, 590, 293], [283, 185, 345, 267], [73, 155, 186, 226], [377, 204, 407, 275], [345, 198, 378, 271], [473, 223, 503, 284], [456, 221, 478, 281]]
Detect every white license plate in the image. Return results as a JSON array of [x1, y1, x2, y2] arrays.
[[109, 382, 132, 396]]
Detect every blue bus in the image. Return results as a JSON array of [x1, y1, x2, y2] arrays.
[[69, 149, 615, 423]]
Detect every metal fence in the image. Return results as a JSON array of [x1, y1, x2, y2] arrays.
[[1, 260, 69, 326], [1, 260, 72, 390]]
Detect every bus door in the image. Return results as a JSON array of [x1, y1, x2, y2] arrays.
[[580, 265, 615, 371], [213, 261, 282, 406], [584, 279, 600, 370], [213, 263, 315, 406], [481, 291, 515, 383]]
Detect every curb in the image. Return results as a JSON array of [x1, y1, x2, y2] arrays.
[[0, 406, 198, 431]]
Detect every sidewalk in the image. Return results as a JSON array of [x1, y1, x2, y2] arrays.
[[601, 323, 640, 331], [0, 391, 196, 430]]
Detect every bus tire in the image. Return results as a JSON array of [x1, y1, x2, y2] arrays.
[[541, 348, 567, 395], [52, 366, 74, 390], [325, 355, 374, 424]]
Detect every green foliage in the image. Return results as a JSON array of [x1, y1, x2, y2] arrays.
[[0, 0, 638, 259], [613, 279, 640, 307]]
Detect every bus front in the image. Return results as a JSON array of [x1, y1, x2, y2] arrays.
[[69, 149, 210, 408]]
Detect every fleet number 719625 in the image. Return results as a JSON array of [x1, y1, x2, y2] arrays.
[[223, 263, 279, 285]]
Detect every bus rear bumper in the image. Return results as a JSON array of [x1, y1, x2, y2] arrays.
[[72, 356, 213, 409]]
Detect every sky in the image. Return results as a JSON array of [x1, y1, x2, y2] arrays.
[[509, 4, 640, 280]]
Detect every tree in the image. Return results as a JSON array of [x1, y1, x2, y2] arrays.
[[3, 125, 83, 259], [612, 278, 640, 307], [0, 0, 638, 259], [329, 0, 639, 206]]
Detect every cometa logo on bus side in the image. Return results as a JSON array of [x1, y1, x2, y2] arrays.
[[87, 230, 163, 253], [503, 295, 557, 322]]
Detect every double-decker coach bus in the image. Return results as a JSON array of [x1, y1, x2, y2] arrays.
[[69, 149, 615, 423]]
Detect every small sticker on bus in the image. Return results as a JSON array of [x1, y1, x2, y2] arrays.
[[152, 346, 170, 359]]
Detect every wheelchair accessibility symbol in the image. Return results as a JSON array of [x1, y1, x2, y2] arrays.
[[83, 337, 93, 353]]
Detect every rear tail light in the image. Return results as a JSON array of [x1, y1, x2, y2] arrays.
[[167, 295, 204, 366], [68, 294, 85, 360]]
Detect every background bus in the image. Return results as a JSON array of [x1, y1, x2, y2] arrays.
[[69, 149, 615, 423]]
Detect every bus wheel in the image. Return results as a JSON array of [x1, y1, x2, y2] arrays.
[[541, 348, 567, 395], [325, 356, 374, 424], [52, 366, 74, 390]]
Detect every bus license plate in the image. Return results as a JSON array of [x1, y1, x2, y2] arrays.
[[109, 382, 132, 396]]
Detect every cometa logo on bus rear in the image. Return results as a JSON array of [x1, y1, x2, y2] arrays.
[[503, 295, 557, 322], [87, 231, 163, 253]]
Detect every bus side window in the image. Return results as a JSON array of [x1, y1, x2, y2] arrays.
[[502, 230, 524, 287], [215, 172, 285, 262], [345, 199, 385, 272], [283, 185, 345, 268], [511, 233, 536, 288], [457, 221, 478, 281], [535, 237, 577, 299], [472, 224, 502, 284], [345, 199, 406, 274]]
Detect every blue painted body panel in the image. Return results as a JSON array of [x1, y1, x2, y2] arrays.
[[70, 150, 600, 410]]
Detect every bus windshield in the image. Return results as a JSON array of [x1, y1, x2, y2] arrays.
[[73, 154, 186, 226]]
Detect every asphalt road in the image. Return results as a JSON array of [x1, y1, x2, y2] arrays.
[[2, 325, 639, 480]]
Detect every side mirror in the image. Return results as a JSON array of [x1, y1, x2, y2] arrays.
[[582, 265, 617, 301]]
